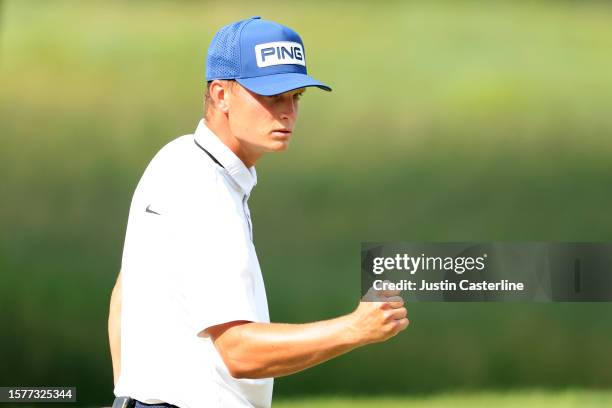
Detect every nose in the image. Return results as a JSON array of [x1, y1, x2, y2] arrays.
[[279, 95, 298, 122]]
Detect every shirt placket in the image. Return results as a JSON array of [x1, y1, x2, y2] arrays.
[[242, 194, 253, 242]]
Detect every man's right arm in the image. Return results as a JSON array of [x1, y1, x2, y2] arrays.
[[205, 291, 408, 379], [108, 271, 122, 386]]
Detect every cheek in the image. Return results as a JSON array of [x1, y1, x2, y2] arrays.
[[245, 102, 272, 126], [229, 103, 265, 139], [229, 100, 249, 127]]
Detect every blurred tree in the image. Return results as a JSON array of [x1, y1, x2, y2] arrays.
[[0, 0, 3, 62]]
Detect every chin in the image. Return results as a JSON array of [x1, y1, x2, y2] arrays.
[[269, 141, 290, 152]]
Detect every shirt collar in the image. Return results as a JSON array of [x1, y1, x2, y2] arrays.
[[193, 119, 257, 196]]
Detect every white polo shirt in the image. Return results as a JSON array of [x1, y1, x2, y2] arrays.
[[114, 120, 272, 408]]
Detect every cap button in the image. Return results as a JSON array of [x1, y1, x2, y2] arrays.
[[250, 16, 261, 19]]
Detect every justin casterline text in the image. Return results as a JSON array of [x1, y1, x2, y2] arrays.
[[370, 253, 525, 292]]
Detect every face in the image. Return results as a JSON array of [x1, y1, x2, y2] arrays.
[[226, 83, 305, 157]]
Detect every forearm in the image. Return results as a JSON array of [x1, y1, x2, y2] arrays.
[[108, 273, 122, 385], [211, 289, 409, 379], [218, 314, 361, 379]]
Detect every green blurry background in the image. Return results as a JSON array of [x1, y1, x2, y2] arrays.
[[2, 1, 612, 406]]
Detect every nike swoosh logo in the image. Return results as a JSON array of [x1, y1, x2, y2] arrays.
[[145, 204, 161, 215]]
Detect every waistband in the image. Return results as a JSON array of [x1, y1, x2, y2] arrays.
[[135, 400, 179, 408]]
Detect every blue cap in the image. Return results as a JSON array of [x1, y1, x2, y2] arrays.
[[206, 17, 332, 96]]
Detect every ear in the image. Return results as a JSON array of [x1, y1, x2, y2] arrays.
[[209, 80, 231, 114]]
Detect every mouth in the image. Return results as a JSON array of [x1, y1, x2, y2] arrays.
[[271, 129, 292, 138]]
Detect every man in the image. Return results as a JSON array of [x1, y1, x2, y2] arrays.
[[108, 16, 409, 408]]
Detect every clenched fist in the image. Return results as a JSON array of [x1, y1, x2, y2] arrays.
[[348, 286, 409, 345]]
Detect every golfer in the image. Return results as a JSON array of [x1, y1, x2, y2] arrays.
[[108, 16, 408, 408]]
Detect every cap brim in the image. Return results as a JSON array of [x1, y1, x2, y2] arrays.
[[236, 73, 332, 96]]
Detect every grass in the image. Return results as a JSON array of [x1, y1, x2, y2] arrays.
[[274, 390, 612, 408]]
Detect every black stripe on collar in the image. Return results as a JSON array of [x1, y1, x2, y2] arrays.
[[194, 139, 225, 169]]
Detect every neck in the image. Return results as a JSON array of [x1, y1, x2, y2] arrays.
[[205, 116, 261, 168]]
